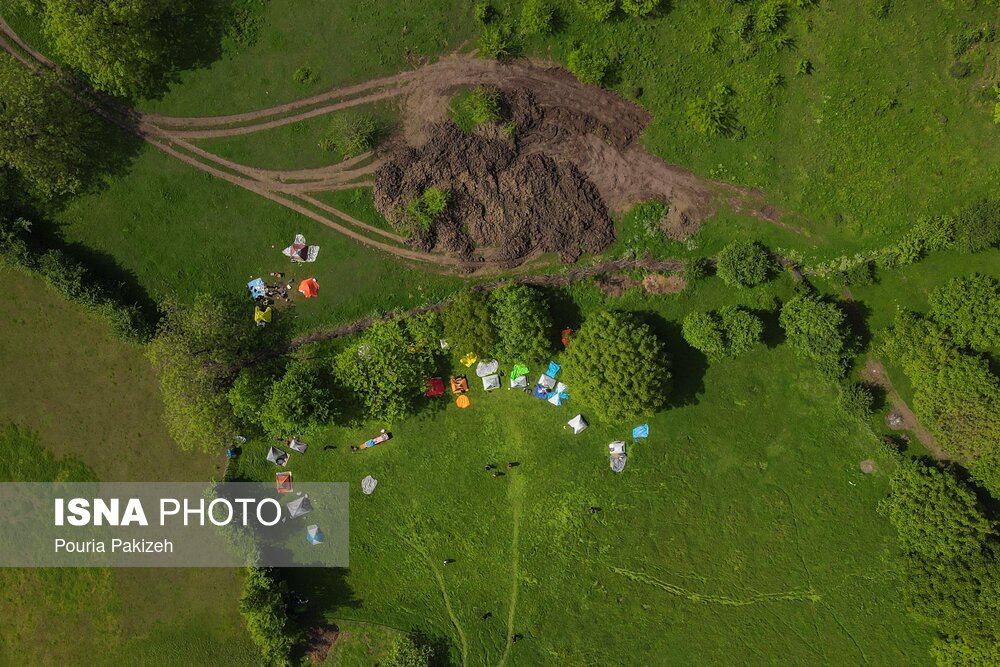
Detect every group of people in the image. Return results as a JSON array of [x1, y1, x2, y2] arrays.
[[258, 272, 292, 307]]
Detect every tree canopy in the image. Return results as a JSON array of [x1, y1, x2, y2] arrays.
[[335, 319, 433, 423], [442, 289, 496, 358], [715, 241, 773, 288], [779, 293, 849, 377], [490, 284, 552, 363], [928, 274, 1000, 352], [259, 362, 336, 436], [562, 311, 671, 421], [682, 306, 762, 361]]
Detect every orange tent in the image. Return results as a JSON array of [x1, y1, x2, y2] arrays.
[[275, 471, 293, 493], [298, 278, 319, 298], [455, 395, 471, 409]]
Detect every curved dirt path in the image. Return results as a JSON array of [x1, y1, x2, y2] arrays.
[[0, 16, 792, 274]]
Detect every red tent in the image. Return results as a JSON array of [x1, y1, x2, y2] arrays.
[[298, 278, 319, 298], [424, 377, 445, 397], [275, 471, 292, 493]]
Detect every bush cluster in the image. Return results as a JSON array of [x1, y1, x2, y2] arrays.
[[319, 112, 378, 158], [716, 240, 773, 287], [682, 306, 763, 361]]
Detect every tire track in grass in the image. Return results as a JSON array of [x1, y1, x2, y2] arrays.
[[398, 532, 469, 666], [608, 566, 820, 606], [496, 474, 524, 667]]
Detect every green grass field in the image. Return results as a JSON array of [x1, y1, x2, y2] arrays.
[[0, 274, 259, 666], [226, 274, 933, 665]]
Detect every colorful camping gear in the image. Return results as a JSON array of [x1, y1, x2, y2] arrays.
[[283, 234, 320, 262], [254, 306, 272, 326], [546, 361, 561, 378], [460, 352, 478, 367], [286, 495, 313, 519], [547, 382, 569, 406], [247, 278, 266, 300], [532, 383, 549, 399], [361, 475, 378, 495], [456, 395, 471, 409], [482, 374, 501, 391], [568, 414, 588, 434], [475, 359, 499, 377], [424, 377, 445, 397], [561, 328, 574, 347], [288, 438, 307, 454], [450, 376, 469, 393], [511, 363, 529, 379], [266, 446, 289, 467], [275, 471, 293, 493], [536, 374, 557, 391], [298, 278, 319, 298], [509, 374, 528, 389], [609, 441, 627, 473], [306, 524, 324, 545], [632, 424, 649, 440]]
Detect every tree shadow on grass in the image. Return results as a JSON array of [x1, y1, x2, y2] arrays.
[[752, 307, 785, 349], [840, 298, 873, 354], [631, 311, 707, 408], [543, 287, 582, 352]]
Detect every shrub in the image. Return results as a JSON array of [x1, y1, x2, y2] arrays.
[[520, 0, 554, 35], [405, 187, 450, 232], [478, 22, 516, 59], [382, 635, 434, 667], [928, 274, 1000, 352], [779, 293, 850, 377], [682, 306, 762, 361], [335, 319, 433, 423], [456, 86, 502, 128], [563, 311, 671, 421], [796, 58, 813, 75], [687, 84, 738, 138], [576, 0, 616, 22], [838, 382, 874, 422], [320, 112, 377, 157], [716, 240, 772, 287], [490, 284, 552, 363], [442, 289, 496, 357], [620, 0, 659, 17], [684, 257, 711, 283], [259, 362, 336, 435], [755, 0, 786, 33], [292, 66, 316, 84], [844, 260, 876, 286], [474, 1, 494, 23], [948, 60, 970, 79], [240, 567, 297, 666], [952, 198, 1000, 253], [566, 45, 609, 85]]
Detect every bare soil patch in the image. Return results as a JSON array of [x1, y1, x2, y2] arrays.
[[642, 273, 686, 294], [304, 623, 341, 663]]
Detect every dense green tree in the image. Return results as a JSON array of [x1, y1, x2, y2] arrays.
[[779, 293, 849, 377], [490, 284, 552, 363], [716, 240, 772, 287], [928, 274, 1000, 352], [682, 306, 762, 361], [520, 0, 554, 34], [718, 305, 763, 357], [563, 311, 671, 421], [228, 362, 281, 432], [566, 44, 609, 85], [335, 319, 432, 422], [0, 54, 102, 201], [576, 0, 616, 21], [837, 382, 874, 422], [682, 311, 727, 360], [259, 362, 336, 435], [442, 289, 496, 358], [240, 567, 297, 666], [879, 462, 993, 561], [382, 634, 434, 667], [148, 293, 269, 452], [620, 0, 659, 17]]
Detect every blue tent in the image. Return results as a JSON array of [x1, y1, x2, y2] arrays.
[[632, 424, 649, 440], [532, 383, 549, 399], [247, 278, 266, 300], [546, 361, 561, 378], [306, 524, 324, 545]]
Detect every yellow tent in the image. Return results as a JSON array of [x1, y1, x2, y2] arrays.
[[460, 352, 477, 368], [456, 395, 471, 409], [254, 306, 272, 326]]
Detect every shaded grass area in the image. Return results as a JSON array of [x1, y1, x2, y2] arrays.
[[0, 278, 257, 666], [194, 101, 400, 171], [229, 275, 932, 665], [50, 146, 467, 333]]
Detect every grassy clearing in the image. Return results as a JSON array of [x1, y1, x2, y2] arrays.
[[194, 101, 400, 171], [228, 275, 932, 665], [0, 277, 257, 666], [50, 146, 466, 333]]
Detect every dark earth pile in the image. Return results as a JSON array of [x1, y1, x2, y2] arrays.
[[373, 89, 617, 264]]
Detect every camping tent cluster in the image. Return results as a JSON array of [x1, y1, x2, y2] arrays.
[[244, 233, 322, 327], [264, 439, 328, 544]]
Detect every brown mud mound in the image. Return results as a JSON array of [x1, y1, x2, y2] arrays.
[[374, 119, 614, 263]]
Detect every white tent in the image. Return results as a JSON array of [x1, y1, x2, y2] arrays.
[[547, 382, 567, 406], [282, 234, 320, 262], [266, 447, 288, 467], [537, 374, 557, 391], [568, 414, 588, 434], [609, 441, 627, 473], [361, 475, 378, 495], [482, 374, 501, 391], [509, 374, 528, 389], [286, 494, 313, 519], [476, 359, 499, 378], [288, 438, 307, 454]]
